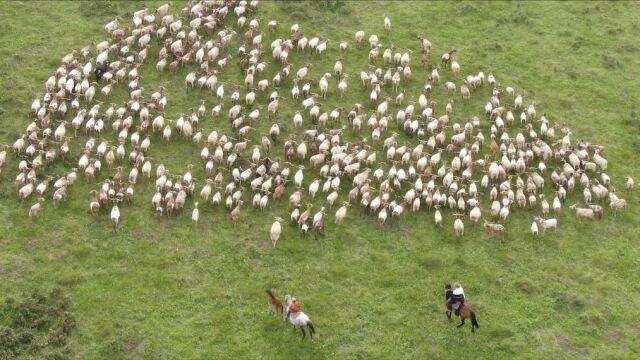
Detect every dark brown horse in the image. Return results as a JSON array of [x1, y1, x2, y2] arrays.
[[445, 283, 480, 332]]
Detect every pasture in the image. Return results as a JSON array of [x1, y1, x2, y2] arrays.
[[0, 1, 639, 359]]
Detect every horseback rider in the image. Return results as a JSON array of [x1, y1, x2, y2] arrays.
[[447, 283, 466, 316], [287, 297, 301, 319]]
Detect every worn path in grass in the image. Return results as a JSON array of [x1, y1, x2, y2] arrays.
[[0, 1, 639, 359]]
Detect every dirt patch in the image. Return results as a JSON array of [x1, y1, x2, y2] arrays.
[[254, 240, 272, 249], [196, 249, 214, 258], [421, 256, 443, 270], [26, 239, 38, 251], [607, 328, 621, 341], [49, 238, 63, 247], [56, 251, 66, 261], [124, 339, 145, 355], [0, 255, 24, 278], [131, 229, 144, 238], [556, 335, 589, 356], [516, 281, 535, 294]]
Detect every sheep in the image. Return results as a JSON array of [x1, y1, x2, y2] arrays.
[[588, 204, 603, 218], [625, 177, 634, 191], [192, 202, 199, 225], [484, 221, 505, 236], [319, 73, 331, 99], [530, 220, 539, 237], [52, 186, 67, 207], [453, 216, 464, 237], [270, 217, 283, 246], [29, 198, 45, 218], [355, 30, 365, 46], [378, 205, 388, 227], [18, 182, 34, 200], [569, 204, 595, 220], [535, 217, 557, 235], [312, 207, 326, 239], [609, 198, 627, 215], [445, 81, 456, 93], [368, 34, 379, 48], [383, 14, 391, 32], [110, 204, 120, 230], [335, 202, 349, 224], [230, 200, 243, 223], [451, 58, 460, 74]]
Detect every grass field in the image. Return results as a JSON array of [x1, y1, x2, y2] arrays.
[[0, 1, 639, 359]]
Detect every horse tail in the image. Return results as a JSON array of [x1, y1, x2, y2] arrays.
[[307, 321, 316, 334], [470, 311, 479, 328]]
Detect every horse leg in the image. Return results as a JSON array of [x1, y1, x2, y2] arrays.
[[457, 319, 465, 328], [446, 310, 452, 319], [300, 327, 306, 340]]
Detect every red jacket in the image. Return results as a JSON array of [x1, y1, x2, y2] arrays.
[[289, 299, 301, 313]]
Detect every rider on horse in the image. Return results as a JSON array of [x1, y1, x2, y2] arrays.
[[447, 283, 466, 316], [287, 297, 301, 319]]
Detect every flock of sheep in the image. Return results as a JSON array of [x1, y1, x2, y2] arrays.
[[2, 0, 632, 243]]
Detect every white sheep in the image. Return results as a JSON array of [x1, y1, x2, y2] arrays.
[[609, 198, 627, 214], [335, 203, 349, 224], [192, 202, 199, 224], [535, 217, 557, 235], [29, 198, 44, 218], [530, 220, 538, 237], [368, 34, 379, 48], [453, 216, 464, 237], [110, 204, 120, 230], [625, 177, 634, 191], [484, 221, 505, 236], [355, 30, 365, 46], [569, 204, 595, 220]]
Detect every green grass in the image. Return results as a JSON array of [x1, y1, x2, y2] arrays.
[[0, 1, 639, 358]]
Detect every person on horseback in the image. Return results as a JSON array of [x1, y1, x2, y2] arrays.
[[287, 297, 301, 319], [447, 283, 466, 316]]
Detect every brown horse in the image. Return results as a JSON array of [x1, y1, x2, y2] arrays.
[[266, 289, 284, 316], [444, 283, 480, 332]]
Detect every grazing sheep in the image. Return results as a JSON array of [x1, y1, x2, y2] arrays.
[[3, 2, 627, 240], [484, 221, 505, 236], [609, 198, 627, 215]]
